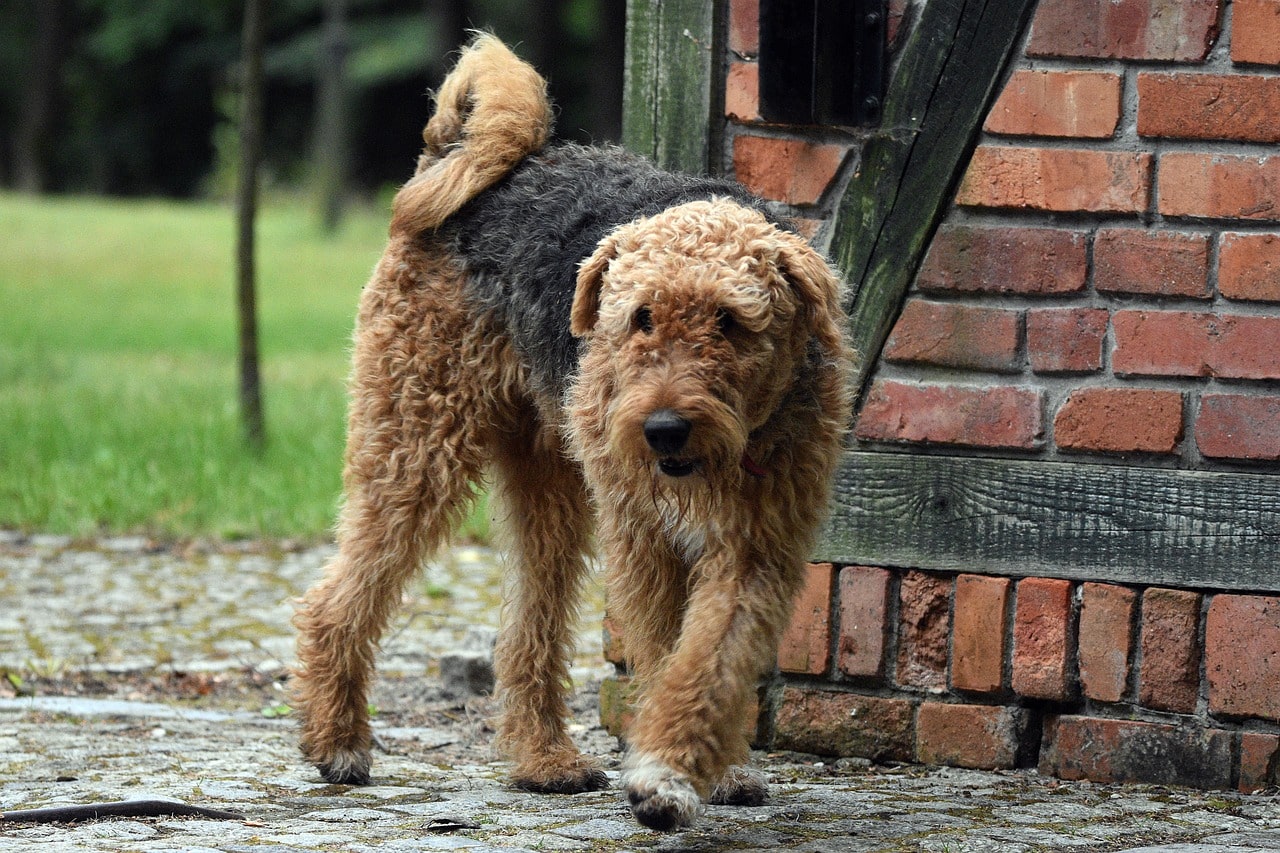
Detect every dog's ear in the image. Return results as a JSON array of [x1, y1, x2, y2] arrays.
[[773, 232, 848, 356], [571, 235, 617, 336]]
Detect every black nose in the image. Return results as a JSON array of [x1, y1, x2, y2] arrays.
[[643, 409, 692, 456]]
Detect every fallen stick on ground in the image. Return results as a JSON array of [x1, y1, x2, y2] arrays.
[[0, 799, 246, 824]]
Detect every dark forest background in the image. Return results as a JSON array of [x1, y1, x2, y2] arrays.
[[1, 0, 625, 203]]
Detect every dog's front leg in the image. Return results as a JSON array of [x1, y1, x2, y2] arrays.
[[621, 546, 801, 831]]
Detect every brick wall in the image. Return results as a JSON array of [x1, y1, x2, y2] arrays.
[[601, 0, 1280, 794], [732, 0, 1280, 467], [769, 567, 1280, 792], [865, 1, 1280, 465]]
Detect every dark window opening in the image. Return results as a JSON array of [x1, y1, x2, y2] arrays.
[[758, 0, 888, 127]]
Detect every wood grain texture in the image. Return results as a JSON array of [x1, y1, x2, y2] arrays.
[[817, 452, 1280, 592], [622, 0, 718, 173], [826, 0, 1040, 400]]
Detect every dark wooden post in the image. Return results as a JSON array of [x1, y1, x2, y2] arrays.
[[236, 0, 267, 450], [826, 0, 1041, 402], [13, 0, 68, 193], [622, 0, 723, 174]]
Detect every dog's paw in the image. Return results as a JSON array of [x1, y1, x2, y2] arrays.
[[314, 749, 372, 785], [709, 765, 768, 806], [622, 754, 701, 832], [511, 757, 609, 795]]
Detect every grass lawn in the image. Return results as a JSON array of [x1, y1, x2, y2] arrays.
[[0, 192, 488, 541]]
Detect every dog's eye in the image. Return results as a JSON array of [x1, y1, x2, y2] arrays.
[[633, 306, 653, 334], [716, 308, 736, 335]]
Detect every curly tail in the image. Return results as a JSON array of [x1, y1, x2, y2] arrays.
[[389, 34, 552, 237]]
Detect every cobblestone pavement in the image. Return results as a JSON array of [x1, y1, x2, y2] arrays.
[[2, 532, 1280, 852]]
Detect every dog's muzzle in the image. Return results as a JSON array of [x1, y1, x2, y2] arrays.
[[643, 409, 697, 477]]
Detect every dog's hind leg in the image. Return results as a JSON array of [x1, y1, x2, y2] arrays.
[[491, 413, 608, 794], [292, 238, 503, 785]]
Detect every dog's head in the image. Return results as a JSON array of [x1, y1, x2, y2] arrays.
[[568, 199, 847, 488]]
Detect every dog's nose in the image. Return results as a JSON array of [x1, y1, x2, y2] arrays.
[[643, 409, 692, 456]]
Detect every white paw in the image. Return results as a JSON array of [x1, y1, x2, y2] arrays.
[[621, 753, 702, 831], [315, 748, 371, 785], [709, 764, 768, 806]]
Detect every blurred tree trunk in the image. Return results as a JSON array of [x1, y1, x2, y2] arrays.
[[236, 0, 267, 451], [439, 0, 471, 54], [14, 0, 69, 193], [524, 0, 566, 78], [588, 1, 625, 141], [313, 0, 350, 233]]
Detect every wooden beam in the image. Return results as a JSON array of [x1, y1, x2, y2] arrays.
[[622, 0, 721, 174], [818, 452, 1280, 593], [827, 0, 1040, 400]]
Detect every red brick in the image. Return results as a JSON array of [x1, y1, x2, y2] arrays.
[[732, 135, 847, 205], [1113, 310, 1280, 379], [1219, 232, 1280, 301], [1012, 578, 1074, 701], [1138, 588, 1202, 713], [1077, 583, 1136, 704], [917, 703, 1028, 769], [887, 0, 908, 47], [918, 225, 1087, 296], [837, 566, 891, 679], [1159, 152, 1280, 221], [1040, 715, 1234, 788], [883, 300, 1022, 373], [728, 0, 759, 56], [957, 146, 1152, 213], [599, 675, 638, 739], [602, 613, 627, 667], [1215, 315, 1280, 379], [1139, 73, 1280, 143], [896, 570, 952, 692], [1240, 732, 1280, 793], [725, 61, 759, 122], [1027, 0, 1222, 61], [1112, 310, 1214, 377], [1197, 393, 1280, 460], [1028, 308, 1108, 374], [1053, 388, 1184, 454], [985, 69, 1122, 138], [774, 686, 914, 761], [1206, 594, 1280, 721], [778, 562, 833, 675], [1232, 0, 1280, 65], [951, 575, 1010, 694], [1094, 229, 1211, 298], [855, 381, 1045, 450]]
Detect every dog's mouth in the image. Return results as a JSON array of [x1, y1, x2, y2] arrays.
[[656, 458, 699, 478]]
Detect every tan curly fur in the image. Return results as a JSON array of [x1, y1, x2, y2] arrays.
[[291, 34, 854, 833], [389, 33, 551, 236]]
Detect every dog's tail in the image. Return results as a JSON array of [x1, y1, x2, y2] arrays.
[[389, 34, 551, 237]]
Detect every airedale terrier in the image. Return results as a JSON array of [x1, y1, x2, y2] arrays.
[[292, 34, 853, 831]]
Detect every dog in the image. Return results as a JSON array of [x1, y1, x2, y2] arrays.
[[291, 34, 854, 831]]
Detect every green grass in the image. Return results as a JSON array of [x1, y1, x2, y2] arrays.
[[0, 192, 489, 541]]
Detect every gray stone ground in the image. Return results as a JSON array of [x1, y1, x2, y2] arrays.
[[2, 532, 1280, 852]]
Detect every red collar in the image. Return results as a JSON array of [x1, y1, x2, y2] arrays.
[[741, 452, 767, 478]]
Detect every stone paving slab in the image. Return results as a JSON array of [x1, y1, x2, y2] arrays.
[[2, 534, 1280, 851]]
